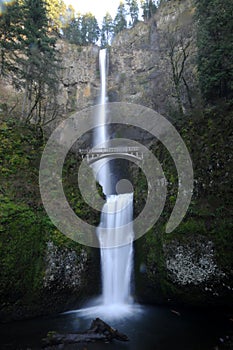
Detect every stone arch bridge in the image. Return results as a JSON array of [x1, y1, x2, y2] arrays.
[[79, 146, 144, 165]]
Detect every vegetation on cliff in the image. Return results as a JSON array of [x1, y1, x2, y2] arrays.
[[121, 0, 233, 308], [0, 117, 99, 320], [195, 0, 233, 102], [134, 102, 233, 306], [0, 0, 60, 126]]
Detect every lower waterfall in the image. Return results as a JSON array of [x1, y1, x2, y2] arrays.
[[98, 193, 134, 306]]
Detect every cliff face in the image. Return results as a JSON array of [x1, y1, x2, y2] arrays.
[[108, 0, 197, 116], [57, 42, 99, 114], [55, 0, 196, 120], [108, 20, 160, 108]]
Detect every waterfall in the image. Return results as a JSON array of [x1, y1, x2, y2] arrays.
[[92, 49, 111, 195], [94, 49, 134, 311], [98, 194, 134, 306]]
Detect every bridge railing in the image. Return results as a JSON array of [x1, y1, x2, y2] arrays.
[[79, 146, 144, 164], [79, 146, 142, 154]]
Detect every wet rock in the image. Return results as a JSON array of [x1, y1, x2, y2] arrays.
[[43, 241, 88, 291], [165, 241, 224, 286]]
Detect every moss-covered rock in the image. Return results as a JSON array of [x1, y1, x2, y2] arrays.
[[0, 118, 100, 321], [134, 104, 233, 309]]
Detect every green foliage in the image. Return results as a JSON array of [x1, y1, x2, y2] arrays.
[[81, 13, 100, 45], [171, 219, 206, 237], [0, 0, 24, 77], [0, 196, 47, 301], [45, 0, 66, 31], [0, 195, 85, 306], [141, 226, 175, 297], [195, 0, 233, 102], [21, 0, 60, 123], [190, 105, 232, 204], [145, 228, 165, 278], [101, 12, 114, 48], [126, 0, 139, 27], [58, 0, 157, 44], [140, 0, 157, 21], [62, 13, 83, 45], [211, 220, 233, 271], [132, 100, 232, 304], [0, 119, 92, 312], [62, 152, 100, 227], [133, 167, 148, 218], [113, 1, 127, 35], [0, 120, 40, 198], [0, 0, 60, 124]]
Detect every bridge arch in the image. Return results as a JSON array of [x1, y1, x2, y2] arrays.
[[86, 152, 143, 165], [79, 147, 144, 165]]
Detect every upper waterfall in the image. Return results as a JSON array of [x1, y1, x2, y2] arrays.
[[92, 49, 111, 195]]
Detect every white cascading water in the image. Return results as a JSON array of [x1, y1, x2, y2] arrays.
[[64, 49, 140, 320], [98, 194, 134, 306], [92, 49, 111, 195], [95, 49, 134, 314]]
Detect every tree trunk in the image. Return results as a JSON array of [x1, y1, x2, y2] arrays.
[[42, 318, 129, 348]]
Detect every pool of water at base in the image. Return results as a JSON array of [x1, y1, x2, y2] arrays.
[[0, 304, 232, 350]]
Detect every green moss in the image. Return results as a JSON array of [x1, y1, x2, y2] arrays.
[[210, 220, 233, 271], [0, 196, 47, 302], [169, 219, 206, 237], [0, 118, 95, 317], [134, 102, 233, 306], [62, 152, 100, 227]]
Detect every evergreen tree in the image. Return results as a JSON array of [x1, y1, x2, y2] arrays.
[[0, 0, 60, 123], [101, 12, 114, 48], [114, 1, 127, 35], [0, 1, 24, 78], [20, 0, 59, 122], [62, 10, 83, 45], [140, 0, 157, 21], [65, 4, 76, 20], [126, 0, 139, 27], [195, 0, 233, 101], [81, 13, 99, 45], [44, 0, 66, 32]]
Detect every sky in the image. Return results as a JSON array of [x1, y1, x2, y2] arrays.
[[64, 0, 122, 24]]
